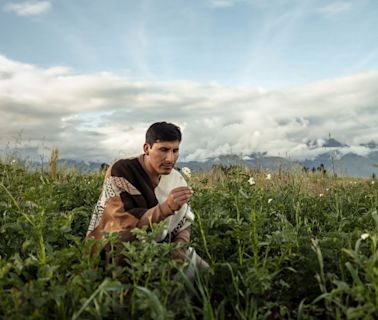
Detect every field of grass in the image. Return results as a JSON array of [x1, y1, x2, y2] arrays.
[[0, 159, 377, 319]]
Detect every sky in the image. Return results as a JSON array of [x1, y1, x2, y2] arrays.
[[0, 0, 377, 163]]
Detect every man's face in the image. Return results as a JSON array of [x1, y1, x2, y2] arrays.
[[144, 140, 180, 176]]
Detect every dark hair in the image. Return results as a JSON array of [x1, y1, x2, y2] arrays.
[[145, 122, 182, 145]]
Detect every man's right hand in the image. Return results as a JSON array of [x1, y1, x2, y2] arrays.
[[166, 186, 193, 212]]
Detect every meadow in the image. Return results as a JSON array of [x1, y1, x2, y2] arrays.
[[0, 158, 377, 319]]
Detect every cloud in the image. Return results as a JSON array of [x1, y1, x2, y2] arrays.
[[317, 1, 352, 18], [0, 55, 377, 163], [4, 1, 51, 16], [207, 0, 292, 8], [207, 0, 236, 8]]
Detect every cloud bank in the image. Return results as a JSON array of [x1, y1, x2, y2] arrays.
[[4, 1, 51, 16], [0, 55, 377, 162]]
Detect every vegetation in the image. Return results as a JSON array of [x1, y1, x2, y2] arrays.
[[0, 159, 377, 319]]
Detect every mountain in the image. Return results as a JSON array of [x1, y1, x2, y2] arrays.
[[368, 151, 378, 162], [361, 141, 378, 149], [26, 159, 106, 173], [323, 138, 349, 148], [21, 138, 378, 178], [306, 138, 349, 149], [56, 159, 106, 172], [300, 152, 378, 177], [178, 152, 297, 173], [178, 151, 378, 178], [26, 152, 377, 178], [178, 137, 378, 177]]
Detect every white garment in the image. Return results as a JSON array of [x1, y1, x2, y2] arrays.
[[154, 169, 195, 242], [155, 169, 209, 278]]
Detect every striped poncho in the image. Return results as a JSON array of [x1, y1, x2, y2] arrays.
[[87, 155, 194, 252]]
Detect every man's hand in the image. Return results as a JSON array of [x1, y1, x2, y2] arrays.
[[166, 186, 193, 212]]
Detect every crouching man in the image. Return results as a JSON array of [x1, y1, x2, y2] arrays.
[[86, 121, 209, 278]]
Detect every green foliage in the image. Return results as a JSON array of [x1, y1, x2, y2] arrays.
[[0, 161, 377, 319], [48, 148, 59, 180]]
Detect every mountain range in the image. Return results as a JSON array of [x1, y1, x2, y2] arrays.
[[178, 150, 378, 178], [25, 138, 378, 178], [179, 137, 378, 177]]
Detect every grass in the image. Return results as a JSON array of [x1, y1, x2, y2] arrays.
[[0, 159, 377, 319]]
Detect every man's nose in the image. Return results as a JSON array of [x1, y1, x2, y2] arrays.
[[166, 151, 175, 163]]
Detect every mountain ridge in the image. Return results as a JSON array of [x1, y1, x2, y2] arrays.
[[8, 138, 378, 177]]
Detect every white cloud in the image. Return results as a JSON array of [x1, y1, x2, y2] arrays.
[[0, 55, 377, 163], [207, 0, 292, 8], [4, 1, 51, 16], [207, 0, 236, 7], [317, 1, 352, 18]]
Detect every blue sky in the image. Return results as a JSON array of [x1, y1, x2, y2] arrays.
[[0, 0, 378, 162], [2, 0, 377, 86]]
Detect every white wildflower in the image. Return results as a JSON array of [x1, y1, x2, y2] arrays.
[[248, 177, 255, 186], [25, 201, 38, 209], [11, 159, 16, 164], [268, 198, 273, 204], [181, 167, 191, 179], [361, 233, 369, 240], [372, 181, 375, 185], [266, 173, 271, 180], [319, 193, 324, 197], [326, 188, 329, 192]]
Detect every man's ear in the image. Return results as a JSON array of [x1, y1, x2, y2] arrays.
[[143, 143, 150, 155]]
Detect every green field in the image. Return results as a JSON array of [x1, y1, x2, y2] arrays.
[[0, 160, 377, 319]]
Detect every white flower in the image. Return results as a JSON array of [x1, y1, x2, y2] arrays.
[[268, 198, 273, 204], [25, 201, 38, 209], [326, 188, 329, 191], [181, 167, 191, 179], [248, 177, 255, 186], [11, 159, 16, 164], [372, 181, 375, 185], [361, 233, 369, 240], [319, 194, 324, 197], [266, 173, 271, 180]]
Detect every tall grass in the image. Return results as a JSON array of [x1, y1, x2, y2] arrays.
[[0, 160, 377, 319]]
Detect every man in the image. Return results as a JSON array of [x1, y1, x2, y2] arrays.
[[87, 122, 208, 276]]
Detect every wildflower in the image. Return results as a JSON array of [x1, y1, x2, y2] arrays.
[[268, 198, 273, 204], [248, 177, 255, 186], [11, 159, 16, 165], [372, 181, 375, 185], [326, 188, 329, 192], [181, 167, 191, 179], [361, 233, 369, 240], [266, 173, 271, 180], [25, 201, 38, 209], [319, 194, 324, 197]]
